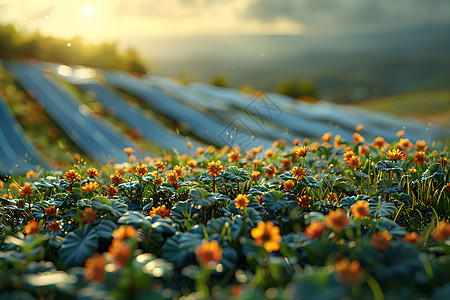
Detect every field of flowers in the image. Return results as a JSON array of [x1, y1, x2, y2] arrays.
[[0, 131, 449, 299]]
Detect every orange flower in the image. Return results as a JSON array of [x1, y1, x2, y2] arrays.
[[415, 140, 426, 151], [263, 149, 274, 159], [128, 154, 136, 163], [252, 159, 265, 168], [45, 206, 57, 217], [433, 221, 450, 242], [0, 180, 3, 190], [110, 174, 123, 185], [335, 259, 365, 285], [2, 194, 9, 199], [283, 180, 295, 191], [153, 176, 163, 186], [273, 140, 285, 149], [145, 156, 153, 163], [19, 185, 33, 197], [81, 182, 100, 192], [48, 221, 61, 232], [197, 240, 223, 266], [86, 168, 99, 178], [154, 160, 166, 169], [444, 183, 450, 192], [326, 209, 350, 231], [321, 132, 332, 142], [265, 165, 278, 179], [148, 205, 171, 218], [187, 141, 193, 148], [396, 130, 405, 137], [351, 201, 369, 218], [207, 161, 224, 178], [105, 186, 118, 197], [123, 147, 135, 154], [187, 160, 197, 168], [304, 221, 326, 239], [113, 225, 138, 241], [403, 232, 419, 243], [439, 157, 448, 168], [196, 147, 205, 156], [281, 158, 293, 169], [372, 137, 387, 149], [414, 151, 426, 165], [398, 138, 413, 150], [136, 164, 148, 177], [26, 170, 36, 179], [24, 220, 39, 235], [386, 149, 405, 160], [173, 166, 184, 178], [10, 182, 21, 190], [292, 138, 301, 145], [84, 253, 107, 282], [206, 145, 216, 154], [81, 207, 97, 223], [353, 132, 365, 144], [251, 221, 282, 252], [293, 146, 309, 158], [290, 166, 306, 180], [347, 155, 361, 168], [235, 194, 250, 210], [333, 135, 342, 149], [371, 231, 392, 251], [65, 170, 81, 183], [227, 150, 241, 163], [298, 194, 311, 208], [355, 124, 364, 132], [251, 171, 261, 181], [166, 171, 179, 187]]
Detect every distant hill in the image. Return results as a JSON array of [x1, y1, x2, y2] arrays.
[[123, 25, 450, 102]]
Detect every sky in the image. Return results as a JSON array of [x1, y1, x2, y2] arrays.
[[1, 0, 449, 43]]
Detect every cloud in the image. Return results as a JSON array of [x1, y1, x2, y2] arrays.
[[244, 0, 450, 34]]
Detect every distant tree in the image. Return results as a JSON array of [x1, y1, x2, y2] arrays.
[[275, 77, 318, 99], [125, 48, 147, 74], [210, 74, 229, 88]]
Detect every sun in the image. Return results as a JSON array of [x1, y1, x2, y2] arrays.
[[82, 4, 96, 19]]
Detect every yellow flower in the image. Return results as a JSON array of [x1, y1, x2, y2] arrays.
[[326, 209, 349, 231], [321, 132, 332, 142], [173, 165, 184, 177], [265, 149, 275, 159], [65, 170, 81, 183], [86, 168, 99, 178], [351, 201, 370, 218], [207, 161, 224, 178], [228, 150, 241, 162], [297, 194, 311, 208], [293, 146, 309, 158], [235, 194, 250, 210], [355, 124, 364, 131], [250, 171, 261, 181], [283, 180, 295, 191], [413, 151, 426, 165], [372, 136, 387, 149], [26, 170, 36, 179], [113, 225, 138, 241], [386, 149, 405, 160], [148, 205, 172, 218], [290, 166, 306, 180], [123, 147, 135, 154], [304, 221, 326, 239], [396, 130, 405, 137], [352, 132, 365, 144], [197, 240, 223, 266], [136, 164, 148, 177], [81, 182, 100, 192], [251, 221, 282, 252]]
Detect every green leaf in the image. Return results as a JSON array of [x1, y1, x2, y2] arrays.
[[263, 190, 289, 211], [376, 217, 407, 237], [376, 179, 402, 195], [95, 219, 119, 239], [161, 232, 203, 268], [340, 195, 369, 209], [376, 160, 403, 172], [189, 188, 217, 208], [118, 211, 151, 227], [222, 166, 250, 181], [369, 197, 396, 218], [305, 212, 326, 225], [58, 224, 98, 267], [206, 217, 242, 239], [171, 201, 200, 223], [421, 164, 445, 182]]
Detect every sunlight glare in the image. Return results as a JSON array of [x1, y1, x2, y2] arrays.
[[82, 5, 96, 19]]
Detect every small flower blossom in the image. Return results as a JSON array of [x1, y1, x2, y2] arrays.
[[398, 138, 413, 150], [65, 170, 81, 183], [371, 230, 392, 251], [154, 160, 166, 169], [123, 147, 135, 154], [81, 207, 98, 223], [281, 158, 293, 169], [26, 170, 36, 179], [347, 155, 361, 168], [292, 138, 301, 145], [444, 183, 450, 192], [273, 140, 285, 149], [304, 221, 326, 239], [335, 259, 365, 285], [415, 140, 426, 151], [403, 232, 419, 243], [355, 124, 364, 132], [414, 151, 426, 165], [19, 184, 33, 197], [0, 180, 3, 190], [84, 253, 107, 282], [206, 145, 216, 153], [207, 161, 224, 178], [351, 201, 370, 218], [24, 220, 39, 235], [153, 176, 163, 186], [290, 166, 306, 180], [187, 160, 197, 168], [353, 132, 365, 144], [265, 165, 278, 178], [10, 182, 21, 190], [196, 147, 204, 156], [148, 205, 171, 218], [439, 157, 448, 168], [228, 150, 241, 163], [372, 137, 387, 149], [321, 132, 332, 142], [187, 141, 193, 148], [326, 209, 350, 231], [251, 221, 282, 252], [166, 171, 179, 187], [294, 146, 309, 158], [283, 180, 295, 191], [81, 182, 100, 193], [251, 171, 261, 181], [333, 135, 342, 149], [45, 206, 57, 217], [396, 130, 405, 137], [235, 194, 250, 210], [86, 168, 99, 178], [173, 165, 184, 178], [136, 164, 148, 177], [433, 221, 450, 242], [48, 221, 61, 232], [298, 194, 311, 208], [252, 159, 265, 168], [386, 149, 405, 160], [112, 225, 138, 241], [110, 174, 123, 185], [105, 186, 118, 197], [108, 239, 132, 267], [197, 240, 223, 266]]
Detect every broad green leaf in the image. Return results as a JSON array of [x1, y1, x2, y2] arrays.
[[376, 178, 402, 195], [369, 197, 396, 218], [340, 195, 369, 209], [189, 188, 217, 208], [222, 166, 250, 181], [263, 190, 289, 211], [171, 201, 200, 223], [58, 224, 98, 267], [95, 219, 119, 239], [421, 164, 445, 182], [161, 232, 203, 268], [118, 211, 151, 227], [376, 217, 407, 237], [376, 160, 403, 172]]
